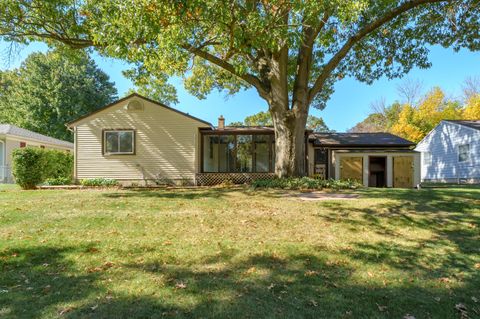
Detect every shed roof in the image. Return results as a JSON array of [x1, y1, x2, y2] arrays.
[[0, 124, 73, 148], [310, 132, 415, 147]]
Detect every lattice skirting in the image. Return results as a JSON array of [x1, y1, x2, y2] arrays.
[[196, 173, 276, 186]]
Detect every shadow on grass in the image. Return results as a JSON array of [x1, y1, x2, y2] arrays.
[[0, 245, 104, 318], [316, 188, 479, 295], [1, 244, 478, 318], [100, 187, 241, 200]]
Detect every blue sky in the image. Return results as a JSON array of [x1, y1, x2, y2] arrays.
[[1, 41, 479, 131]]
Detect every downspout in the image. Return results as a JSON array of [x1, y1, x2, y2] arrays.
[[66, 125, 77, 182]]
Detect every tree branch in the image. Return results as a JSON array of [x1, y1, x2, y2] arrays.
[[291, 12, 330, 111], [307, 0, 450, 105], [181, 44, 269, 98]]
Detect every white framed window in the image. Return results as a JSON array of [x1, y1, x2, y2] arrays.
[[103, 130, 135, 155], [458, 144, 470, 163], [423, 152, 432, 165]]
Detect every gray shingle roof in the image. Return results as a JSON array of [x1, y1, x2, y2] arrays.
[[0, 124, 73, 148], [310, 132, 415, 147], [444, 120, 480, 131]]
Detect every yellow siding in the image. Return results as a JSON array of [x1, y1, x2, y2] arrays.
[[73, 97, 209, 182]]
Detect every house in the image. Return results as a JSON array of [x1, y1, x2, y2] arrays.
[[415, 120, 480, 183], [67, 93, 420, 187], [0, 124, 74, 183]]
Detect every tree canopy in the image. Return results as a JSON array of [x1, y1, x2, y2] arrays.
[[349, 86, 480, 142], [231, 111, 331, 132], [0, 49, 117, 141], [1, 0, 478, 176]]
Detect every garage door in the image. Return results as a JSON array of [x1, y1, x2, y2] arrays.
[[393, 156, 413, 188], [340, 157, 363, 182]]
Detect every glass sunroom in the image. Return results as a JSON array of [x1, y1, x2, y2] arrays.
[[197, 129, 276, 184]]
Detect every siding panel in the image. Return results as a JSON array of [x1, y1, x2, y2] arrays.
[[415, 122, 480, 181], [74, 97, 209, 182]]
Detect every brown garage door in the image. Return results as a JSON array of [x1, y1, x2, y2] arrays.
[[340, 157, 363, 182], [393, 156, 413, 188]]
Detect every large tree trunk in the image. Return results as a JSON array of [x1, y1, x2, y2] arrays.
[[270, 106, 308, 177]]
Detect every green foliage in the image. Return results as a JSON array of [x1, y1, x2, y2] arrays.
[[43, 177, 71, 186], [80, 178, 119, 187], [0, 49, 117, 142], [42, 150, 74, 181], [244, 111, 273, 126], [1, 1, 477, 110], [251, 177, 362, 190], [12, 148, 73, 189], [12, 148, 46, 189], [237, 111, 331, 132]]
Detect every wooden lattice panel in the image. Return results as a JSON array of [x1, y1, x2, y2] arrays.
[[195, 173, 276, 186]]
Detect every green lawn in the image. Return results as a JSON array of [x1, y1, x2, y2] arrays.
[[0, 186, 479, 318]]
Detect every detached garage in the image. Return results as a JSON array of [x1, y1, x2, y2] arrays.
[[307, 133, 421, 188]]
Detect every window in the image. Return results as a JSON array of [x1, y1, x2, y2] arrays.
[[253, 135, 270, 172], [202, 134, 275, 173], [104, 130, 135, 154], [458, 144, 470, 162], [218, 135, 235, 172], [423, 152, 432, 165], [236, 135, 253, 172]]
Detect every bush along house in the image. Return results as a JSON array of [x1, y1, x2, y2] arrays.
[[67, 93, 420, 187]]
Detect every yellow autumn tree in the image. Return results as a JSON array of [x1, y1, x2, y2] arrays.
[[390, 87, 464, 142], [463, 94, 480, 119], [391, 104, 424, 142]]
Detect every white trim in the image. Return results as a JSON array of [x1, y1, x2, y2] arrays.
[[457, 143, 471, 163]]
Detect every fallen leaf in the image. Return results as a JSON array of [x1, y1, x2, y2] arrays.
[[175, 282, 187, 289], [58, 307, 74, 316], [309, 299, 318, 307], [304, 270, 319, 277], [245, 267, 256, 275], [376, 303, 387, 312], [472, 296, 478, 303]]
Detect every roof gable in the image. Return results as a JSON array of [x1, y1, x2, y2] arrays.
[[416, 120, 480, 149], [67, 93, 213, 127]]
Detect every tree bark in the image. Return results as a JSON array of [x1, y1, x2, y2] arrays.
[[270, 104, 308, 177]]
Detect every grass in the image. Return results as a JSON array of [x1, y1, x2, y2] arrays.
[[0, 186, 479, 319]]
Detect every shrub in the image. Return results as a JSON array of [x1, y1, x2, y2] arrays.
[[80, 178, 119, 187], [12, 147, 73, 189], [43, 177, 72, 186], [43, 149, 73, 180], [12, 148, 46, 189], [250, 177, 362, 190]]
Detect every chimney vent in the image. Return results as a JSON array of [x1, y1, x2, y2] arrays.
[[218, 115, 225, 130]]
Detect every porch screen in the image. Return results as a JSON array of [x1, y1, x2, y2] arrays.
[[202, 134, 274, 173]]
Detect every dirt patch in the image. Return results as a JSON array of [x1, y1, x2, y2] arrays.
[[291, 192, 359, 201]]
